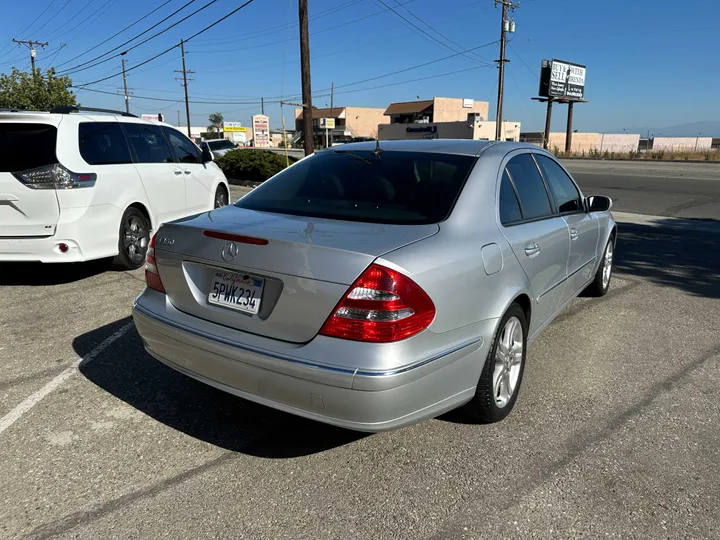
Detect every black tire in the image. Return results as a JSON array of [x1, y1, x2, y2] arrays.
[[464, 303, 528, 423], [584, 234, 615, 297], [111, 207, 150, 271], [214, 184, 229, 208]]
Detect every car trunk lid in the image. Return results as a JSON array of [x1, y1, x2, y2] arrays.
[[153, 206, 438, 343]]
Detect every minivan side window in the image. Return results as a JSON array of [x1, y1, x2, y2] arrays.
[[78, 123, 132, 165], [505, 154, 553, 220], [165, 129, 202, 164], [534, 155, 583, 213], [499, 170, 523, 225], [123, 124, 174, 164]]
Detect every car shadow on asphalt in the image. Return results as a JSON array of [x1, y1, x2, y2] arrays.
[[0, 260, 117, 286], [74, 317, 368, 458], [613, 217, 720, 298]]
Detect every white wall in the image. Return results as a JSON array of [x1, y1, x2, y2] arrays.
[[652, 137, 712, 151]]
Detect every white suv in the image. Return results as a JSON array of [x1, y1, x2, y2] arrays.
[[0, 106, 229, 270]]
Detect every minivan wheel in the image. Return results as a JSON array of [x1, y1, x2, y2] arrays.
[[112, 208, 150, 271], [214, 185, 228, 208], [464, 303, 527, 423]]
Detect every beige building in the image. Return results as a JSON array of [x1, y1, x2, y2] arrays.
[[378, 120, 521, 142], [294, 106, 388, 144], [384, 97, 489, 124]]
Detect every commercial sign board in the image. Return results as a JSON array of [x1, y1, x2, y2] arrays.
[[141, 113, 164, 122], [319, 118, 335, 129], [252, 114, 270, 148], [223, 121, 244, 132], [539, 59, 586, 99]]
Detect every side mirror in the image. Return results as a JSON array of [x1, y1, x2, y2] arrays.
[[587, 195, 612, 212], [201, 147, 213, 163]]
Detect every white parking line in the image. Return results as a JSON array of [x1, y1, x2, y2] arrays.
[[0, 322, 134, 436]]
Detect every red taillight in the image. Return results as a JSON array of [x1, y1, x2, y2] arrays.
[[319, 264, 435, 343], [203, 230, 268, 245], [145, 233, 165, 293]]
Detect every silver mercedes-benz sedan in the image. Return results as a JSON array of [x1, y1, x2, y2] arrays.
[[132, 140, 616, 432]]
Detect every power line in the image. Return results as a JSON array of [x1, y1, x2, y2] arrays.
[[389, 0, 492, 63], [508, 42, 538, 79], [0, 0, 59, 59], [44, 0, 96, 41], [373, 0, 487, 65], [31, 0, 75, 38], [74, 0, 258, 88], [56, 0, 201, 75], [45, 0, 117, 43], [55, 0, 174, 69]]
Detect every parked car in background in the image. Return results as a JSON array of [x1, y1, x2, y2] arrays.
[[202, 139, 238, 159], [0, 106, 229, 270], [133, 140, 616, 432]]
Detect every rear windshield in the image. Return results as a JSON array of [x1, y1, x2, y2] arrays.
[[0, 123, 57, 172], [209, 140, 235, 150], [234, 150, 477, 225]]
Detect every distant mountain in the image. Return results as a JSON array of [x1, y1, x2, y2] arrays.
[[623, 121, 720, 138]]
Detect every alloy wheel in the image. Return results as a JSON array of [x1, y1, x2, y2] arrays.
[[602, 241, 614, 289], [492, 316, 524, 408], [123, 215, 148, 264]]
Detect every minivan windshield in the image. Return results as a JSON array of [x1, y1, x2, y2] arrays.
[[0, 123, 57, 172], [234, 150, 476, 225]]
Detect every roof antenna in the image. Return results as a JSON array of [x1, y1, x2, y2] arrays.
[[372, 133, 383, 158]]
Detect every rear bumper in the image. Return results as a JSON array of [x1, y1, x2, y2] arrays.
[[132, 290, 493, 432], [0, 204, 122, 263]]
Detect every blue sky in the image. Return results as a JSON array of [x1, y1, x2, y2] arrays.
[[1, 0, 718, 133]]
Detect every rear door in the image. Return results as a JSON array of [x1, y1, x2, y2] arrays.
[[122, 123, 186, 225], [164, 128, 212, 215], [534, 154, 599, 301], [498, 153, 570, 336], [0, 119, 61, 237]]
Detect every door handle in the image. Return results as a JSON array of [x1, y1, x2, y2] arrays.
[[183, 170, 191, 175], [570, 228, 579, 240], [524, 242, 541, 257], [174, 170, 182, 175]]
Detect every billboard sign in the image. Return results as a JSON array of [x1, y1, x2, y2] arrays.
[[252, 114, 270, 148], [539, 59, 586, 99], [141, 113, 164, 122], [319, 118, 335, 129], [223, 121, 244, 132]]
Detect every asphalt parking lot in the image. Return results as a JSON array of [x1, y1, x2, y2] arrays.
[[2, 181, 719, 539]]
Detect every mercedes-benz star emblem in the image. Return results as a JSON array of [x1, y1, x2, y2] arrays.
[[221, 241, 238, 261]]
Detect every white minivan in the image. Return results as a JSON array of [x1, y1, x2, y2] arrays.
[[0, 106, 229, 269]]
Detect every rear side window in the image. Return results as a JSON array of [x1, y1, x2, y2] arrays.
[[506, 154, 553, 220], [165, 128, 201, 164], [235, 150, 477, 225], [499, 170, 522, 225], [534, 155, 582, 213], [0, 123, 57, 172], [79, 122, 132, 165], [123, 124, 174, 164]]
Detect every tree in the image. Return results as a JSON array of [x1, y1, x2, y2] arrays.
[[208, 112, 224, 139], [0, 68, 76, 110]]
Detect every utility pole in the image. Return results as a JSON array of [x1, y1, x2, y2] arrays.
[[330, 81, 334, 146], [298, 0, 314, 156], [13, 39, 48, 71], [494, 1, 517, 141], [121, 59, 130, 114], [261, 97, 264, 115], [174, 39, 194, 139]]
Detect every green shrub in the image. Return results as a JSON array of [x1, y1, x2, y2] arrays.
[[216, 150, 296, 182]]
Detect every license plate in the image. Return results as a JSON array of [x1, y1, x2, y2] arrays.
[[207, 270, 264, 315]]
